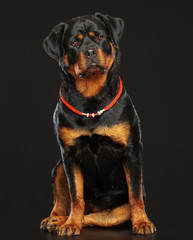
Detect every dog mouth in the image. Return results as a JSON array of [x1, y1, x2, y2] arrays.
[[78, 62, 108, 78]]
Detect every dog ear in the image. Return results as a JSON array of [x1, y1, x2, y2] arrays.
[[43, 23, 68, 66], [95, 12, 124, 49]]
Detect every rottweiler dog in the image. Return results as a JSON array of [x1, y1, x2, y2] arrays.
[[40, 13, 156, 236]]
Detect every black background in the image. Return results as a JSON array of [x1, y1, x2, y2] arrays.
[[1, 1, 193, 240]]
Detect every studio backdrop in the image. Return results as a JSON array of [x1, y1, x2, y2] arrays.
[[0, 1, 192, 240]]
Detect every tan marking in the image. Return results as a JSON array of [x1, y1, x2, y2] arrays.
[[75, 73, 108, 97], [64, 54, 69, 67], [70, 166, 85, 223], [59, 122, 130, 150], [94, 122, 131, 145], [74, 52, 87, 76], [46, 216, 68, 233], [40, 163, 71, 232], [74, 43, 114, 97], [123, 162, 156, 234], [89, 31, 95, 37], [77, 34, 83, 40], [83, 203, 130, 227], [59, 127, 91, 150], [42, 203, 131, 232], [50, 163, 70, 217], [64, 42, 115, 97], [123, 162, 146, 220], [59, 166, 85, 235]]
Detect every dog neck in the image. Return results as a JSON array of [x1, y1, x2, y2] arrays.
[[59, 69, 120, 113], [59, 75, 123, 118], [74, 73, 108, 98], [59, 58, 120, 111]]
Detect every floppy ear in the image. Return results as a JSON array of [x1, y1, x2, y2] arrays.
[[43, 23, 68, 66], [95, 12, 124, 49]]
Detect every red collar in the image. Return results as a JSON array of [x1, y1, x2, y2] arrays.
[[59, 76, 123, 118]]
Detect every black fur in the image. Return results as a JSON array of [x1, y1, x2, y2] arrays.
[[43, 13, 145, 212]]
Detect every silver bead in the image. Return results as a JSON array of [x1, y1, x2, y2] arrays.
[[92, 113, 95, 117], [86, 113, 89, 117]]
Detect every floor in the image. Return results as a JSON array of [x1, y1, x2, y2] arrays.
[[15, 221, 183, 240], [40, 225, 157, 240]]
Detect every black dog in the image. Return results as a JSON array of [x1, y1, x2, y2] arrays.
[[40, 13, 156, 236]]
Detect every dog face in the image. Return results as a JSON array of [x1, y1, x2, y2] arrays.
[[43, 13, 124, 79], [63, 17, 115, 78]]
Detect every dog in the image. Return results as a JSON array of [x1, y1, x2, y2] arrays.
[[40, 13, 156, 236]]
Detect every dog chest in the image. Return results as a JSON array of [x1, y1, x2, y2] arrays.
[[58, 121, 130, 150]]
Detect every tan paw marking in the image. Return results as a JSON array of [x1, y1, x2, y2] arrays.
[[47, 216, 68, 233], [133, 220, 156, 234], [40, 217, 51, 231], [58, 223, 81, 236]]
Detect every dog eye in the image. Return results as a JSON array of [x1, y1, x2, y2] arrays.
[[96, 34, 104, 40], [71, 41, 78, 47]]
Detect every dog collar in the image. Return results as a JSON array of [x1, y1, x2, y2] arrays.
[[59, 76, 123, 118]]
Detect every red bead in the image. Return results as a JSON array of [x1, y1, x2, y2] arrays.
[[89, 113, 92, 118], [95, 113, 98, 116]]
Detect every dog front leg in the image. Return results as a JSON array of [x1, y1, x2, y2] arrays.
[[58, 150, 85, 236], [123, 144, 156, 235]]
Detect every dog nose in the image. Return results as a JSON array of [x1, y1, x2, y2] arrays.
[[84, 47, 97, 58]]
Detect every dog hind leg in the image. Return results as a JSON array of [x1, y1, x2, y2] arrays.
[[83, 203, 130, 227]]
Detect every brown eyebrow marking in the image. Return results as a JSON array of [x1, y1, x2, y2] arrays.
[[89, 31, 95, 37], [77, 34, 83, 40]]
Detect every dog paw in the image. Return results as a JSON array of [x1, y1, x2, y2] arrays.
[[40, 217, 51, 231], [47, 216, 68, 233], [133, 220, 156, 234], [58, 223, 81, 236]]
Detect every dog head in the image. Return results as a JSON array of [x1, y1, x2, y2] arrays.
[[43, 13, 124, 79]]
